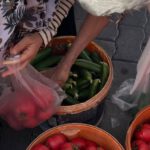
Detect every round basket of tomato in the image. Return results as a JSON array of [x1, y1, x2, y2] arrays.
[[27, 123, 124, 150], [126, 106, 150, 150]]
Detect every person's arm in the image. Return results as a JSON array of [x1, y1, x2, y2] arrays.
[[50, 14, 109, 85], [61, 14, 109, 67], [2, 0, 75, 77]]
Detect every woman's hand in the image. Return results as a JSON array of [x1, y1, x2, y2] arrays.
[[2, 32, 43, 77], [42, 60, 71, 87], [50, 64, 71, 87]]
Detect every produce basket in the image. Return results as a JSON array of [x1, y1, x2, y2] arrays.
[[27, 123, 124, 150], [32, 36, 113, 124], [125, 106, 150, 150]]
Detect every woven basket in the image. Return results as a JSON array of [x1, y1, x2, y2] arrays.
[[126, 106, 150, 150], [27, 123, 124, 150], [47, 36, 113, 115]]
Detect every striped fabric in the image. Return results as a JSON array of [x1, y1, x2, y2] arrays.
[[39, 0, 75, 46]]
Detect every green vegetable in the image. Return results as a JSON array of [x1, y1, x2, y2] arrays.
[[77, 79, 90, 89], [31, 47, 52, 66], [78, 89, 89, 101], [77, 80, 90, 92], [67, 78, 77, 86], [77, 79, 88, 87], [89, 79, 101, 97], [81, 69, 93, 83], [75, 59, 102, 73], [91, 52, 102, 64], [63, 83, 73, 91], [101, 62, 109, 87], [80, 50, 92, 61], [66, 87, 79, 99], [35, 55, 62, 69], [69, 71, 78, 78], [63, 96, 80, 105]]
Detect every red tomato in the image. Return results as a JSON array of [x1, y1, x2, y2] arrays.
[[31, 144, 49, 150], [33, 84, 55, 109], [135, 127, 150, 142], [13, 93, 37, 121], [132, 140, 149, 150], [143, 123, 150, 129], [3, 114, 23, 130], [85, 145, 97, 150], [86, 140, 97, 147], [59, 142, 78, 150], [22, 118, 39, 128], [46, 133, 67, 149], [37, 109, 53, 122], [71, 137, 86, 149], [86, 146, 104, 150], [148, 143, 150, 149]]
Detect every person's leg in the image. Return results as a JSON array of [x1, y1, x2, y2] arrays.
[[56, 6, 76, 36]]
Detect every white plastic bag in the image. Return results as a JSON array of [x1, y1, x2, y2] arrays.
[[112, 37, 150, 115], [112, 79, 137, 111], [0, 62, 66, 130], [131, 37, 150, 94]]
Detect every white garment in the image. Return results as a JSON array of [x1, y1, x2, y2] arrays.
[[78, 0, 150, 16]]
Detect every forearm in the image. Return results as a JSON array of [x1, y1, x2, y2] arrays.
[[61, 14, 109, 67]]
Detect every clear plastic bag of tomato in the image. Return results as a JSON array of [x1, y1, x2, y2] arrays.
[[0, 56, 66, 130]]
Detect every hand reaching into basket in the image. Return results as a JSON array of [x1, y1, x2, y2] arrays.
[[43, 15, 109, 86], [42, 59, 72, 87]]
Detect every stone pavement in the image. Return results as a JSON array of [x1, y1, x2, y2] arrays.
[[0, 3, 150, 150], [74, 2, 150, 146]]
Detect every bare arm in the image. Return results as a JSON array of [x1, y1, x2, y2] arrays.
[[60, 14, 109, 69], [51, 14, 109, 85]]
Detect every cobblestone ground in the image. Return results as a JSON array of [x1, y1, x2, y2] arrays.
[[0, 2, 150, 150]]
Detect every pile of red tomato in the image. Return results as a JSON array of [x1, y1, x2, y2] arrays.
[[132, 123, 150, 150], [31, 133, 105, 150], [0, 87, 56, 130]]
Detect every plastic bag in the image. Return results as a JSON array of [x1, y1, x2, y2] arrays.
[[112, 38, 150, 116], [131, 38, 150, 94], [112, 79, 137, 112], [0, 60, 65, 130], [112, 79, 150, 117]]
